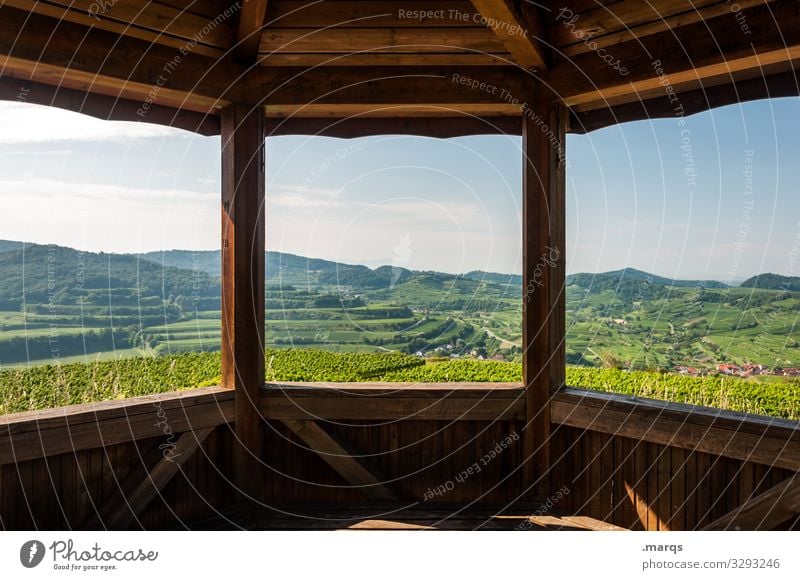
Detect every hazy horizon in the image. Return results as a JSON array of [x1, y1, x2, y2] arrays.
[[2, 98, 799, 282], [0, 236, 761, 283]]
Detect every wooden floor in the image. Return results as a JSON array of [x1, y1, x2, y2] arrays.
[[183, 503, 626, 531]]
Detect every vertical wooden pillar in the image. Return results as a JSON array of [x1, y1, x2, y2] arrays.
[[221, 104, 265, 495], [521, 90, 567, 499]]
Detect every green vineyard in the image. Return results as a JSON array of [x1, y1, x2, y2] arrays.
[[2, 350, 798, 420]]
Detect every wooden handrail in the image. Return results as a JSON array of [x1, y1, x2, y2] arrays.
[[1, 383, 798, 470], [0, 382, 525, 464], [0, 386, 234, 464], [552, 387, 800, 471]]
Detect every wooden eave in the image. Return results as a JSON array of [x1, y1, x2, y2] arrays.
[[0, 1, 795, 137]]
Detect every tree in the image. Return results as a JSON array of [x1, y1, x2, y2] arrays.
[[600, 352, 622, 369]]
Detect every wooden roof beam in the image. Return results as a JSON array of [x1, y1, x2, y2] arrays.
[[549, 0, 800, 111], [569, 69, 800, 134], [0, 77, 220, 136], [234, 0, 269, 64], [470, 0, 548, 70], [245, 66, 533, 110], [551, 0, 770, 58], [2, 0, 231, 58], [0, 5, 243, 112], [265, 116, 523, 138]]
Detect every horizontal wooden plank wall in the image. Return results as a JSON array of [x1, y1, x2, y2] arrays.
[[550, 425, 800, 531], [1, 384, 799, 529], [549, 388, 800, 530], [0, 417, 526, 529], [257, 419, 525, 507], [0, 427, 238, 530]]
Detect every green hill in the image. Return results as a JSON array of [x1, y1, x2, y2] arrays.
[[740, 273, 800, 292], [567, 267, 728, 290], [0, 240, 23, 254], [464, 270, 523, 286], [2, 240, 799, 373], [0, 244, 216, 308], [136, 248, 414, 289]]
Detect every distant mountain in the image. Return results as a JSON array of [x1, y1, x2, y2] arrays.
[[466, 267, 728, 291], [0, 240, 24, 254], [268, 253, 412, 289], [138, 248, 415, 289], [567, 268, 728, 289], [464, 270, 523, 286], [0, 241, 742, 309], [5, 240, 800, 370], [0, 244, 217, 308], [740, 273, 800, 292], [137, 249, 220, 276]]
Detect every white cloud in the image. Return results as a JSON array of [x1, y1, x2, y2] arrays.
[[0, 102, 186, 143], [268, 194, 344, 209], [269, 183, 342, 198], [0, 177, 219, 253], [0, 178, 218, 204], [363, 199, 487, 226]]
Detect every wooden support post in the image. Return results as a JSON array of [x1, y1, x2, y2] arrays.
[[283, 420, 398, 502], [221, 104, 266, 497], [521, 89, 567, 499]]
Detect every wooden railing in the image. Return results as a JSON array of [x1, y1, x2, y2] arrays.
[[553, 388, 800, 471], [0, 383, 798, 530], [551, 388, 800, 530]]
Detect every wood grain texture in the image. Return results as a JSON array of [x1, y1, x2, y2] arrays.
[[552, 388, 800, 470], [0, 77, 220, 135], [0, 389, 233, 465], [106, 428, 213, 529], [266, 1, 484, 28], [257, 52, 511, 66], [551, 0, 800, 109], [550, 0, 762, 55], [235, 0, 270, 63], [260, 382, 524, 421], [570, 70, 800, 134], [0, 5, 239, 111], [469, 0, 547, 69], [221, 104, 266, 497], [245, 65, 531, 107], [1, 382, 798, 530], [551, 424, 800, 531], [260, 27, 506, 54], [265, 115, 521, 137], [703, 473, 800, 530], [521, 91, 567, 498], [4, 0, 233, 57], [282, 420, 397, 501]]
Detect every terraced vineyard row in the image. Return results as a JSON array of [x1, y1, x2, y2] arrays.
[[2, 351, 797, 420]]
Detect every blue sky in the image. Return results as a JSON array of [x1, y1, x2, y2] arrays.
[[0, 97, 798, 280]]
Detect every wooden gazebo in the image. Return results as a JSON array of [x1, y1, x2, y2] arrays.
[[1, 0, 799, 530]]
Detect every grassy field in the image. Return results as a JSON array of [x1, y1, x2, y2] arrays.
[[564, 285, 800, 369], [1, 350, 797, 420], [4, 262, 800, 374]]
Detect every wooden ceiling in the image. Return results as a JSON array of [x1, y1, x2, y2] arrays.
[[0, 0, 798, 135]]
